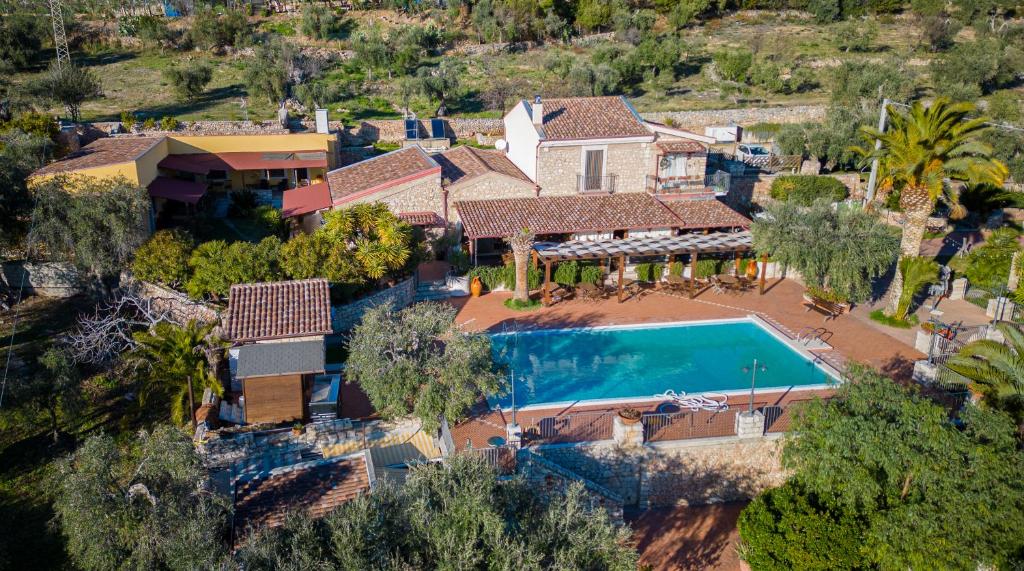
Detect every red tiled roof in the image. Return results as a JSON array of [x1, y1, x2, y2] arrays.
[[225, 279, 332, 342], [436, 146, 532, 187], [657, 141, 706, 154], [147, 177, 207, 204], [326, 146, 439, 206], [658, 196, 751, 229], [158, 151, 327, 174], [233, 453, 371, 540], [454, 193, 681, 239], [398, 211, 445, 227], [281, 182, 331, 218], [532, 96, 651, 141], [33, 136, 165, 176]]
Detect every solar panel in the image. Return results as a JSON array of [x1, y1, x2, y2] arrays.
[[430, 118, 445, 139], [404, 119, 419, 140]]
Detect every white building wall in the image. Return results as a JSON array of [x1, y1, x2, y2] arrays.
[[502, 101, 540, 183]]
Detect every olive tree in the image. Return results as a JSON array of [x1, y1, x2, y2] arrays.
[[346, 302, 503, 431], [36, 62, 103, 123], [52, 425, 230, 570], [751, 200, 898, 302], [236, 455, 638, 570], [30, 176, 150, 289]]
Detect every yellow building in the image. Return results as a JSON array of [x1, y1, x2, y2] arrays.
[[30, 131, 340, 223]]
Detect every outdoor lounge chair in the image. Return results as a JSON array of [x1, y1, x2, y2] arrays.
[[655, 390, 729, 412]]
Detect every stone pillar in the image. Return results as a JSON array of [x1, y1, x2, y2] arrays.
[[506, 423, 522, 448], [949, 278, 968, 300], [613, 416, 644, 448], [734, 410, 765, 438]]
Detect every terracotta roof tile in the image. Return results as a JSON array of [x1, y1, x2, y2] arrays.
[[233, 453, 371, 540], [658, 196, 751, 229], [454, 193, 681, 239], [281, 182, 331, 217], [398, 211, 445, 227], [225, 279, 332, 342], [437, 146, 532, 187], [532, 97, 651, 141], [657, 141, 706, 154], [32, 136, 165, 176], [326, 146, 439, 206]]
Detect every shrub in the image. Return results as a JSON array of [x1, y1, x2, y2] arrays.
[[769, 176, 849, 205], [832, 19, 878, 52], [132, 229, 194, 286], [467, 265, 504, 291], [251, 205, 285, 237], [634, 262, 664, 282], [964, 227, 1021, 290], [712, 50, 753, 83], [667, 261, 685, 277], [135, 15, 173, 49], [187, 7, 249, 49], [300, 4, 341, 40], [695, 258, 722, 278], [37, 62, 103, 123], [142, 117, 156, 129], [805, 285, 847, 304], [0, 14, 46, 70], [553, 261, 580, 286], [185, 237, 282, 300], [580, 264, 605, 285], [159, 116, 179, 131], [162, 61, 212, 102], [119, 111, 137, 131], [228, 190, 259, 217], [738, 480, 867, 569]]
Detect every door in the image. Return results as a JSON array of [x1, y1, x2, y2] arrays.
[[584, 149, 604, 191]]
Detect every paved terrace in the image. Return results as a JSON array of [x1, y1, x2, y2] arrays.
[[447, 278, 924, 448]]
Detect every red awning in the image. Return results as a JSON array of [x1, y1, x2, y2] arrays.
[[158, 151, 328, 174], [148, 177, 208, 204], [281, 182, 331, 218]]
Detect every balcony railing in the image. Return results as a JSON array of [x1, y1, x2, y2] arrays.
[[646, 171, 731, 195], [577, 174, 617, 194]]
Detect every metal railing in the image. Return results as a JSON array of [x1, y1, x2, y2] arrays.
[[577, 174, 617, 194], [463, 444, 517, 475], [643, 408, 738, 441], [645, 171, 732, 196], [525, 411, 616, 444]]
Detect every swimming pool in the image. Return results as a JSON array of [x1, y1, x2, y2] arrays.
[[490, 317, 838, 410]]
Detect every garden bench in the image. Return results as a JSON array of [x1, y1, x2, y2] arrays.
[[802, 295, 846, 321]]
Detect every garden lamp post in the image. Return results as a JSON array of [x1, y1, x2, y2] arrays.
[[742, 359, 767, 413]]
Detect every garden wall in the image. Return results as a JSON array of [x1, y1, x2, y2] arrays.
[[1, 261, 83, 297], [641, 105, 827, 133], [337, 118, 504, 145], [534, 434, 786, 508], [331, 277, 416, 331], [724, 172, 862, 209], [135, 280, 222, 326]]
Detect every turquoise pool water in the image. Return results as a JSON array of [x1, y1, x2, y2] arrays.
[[490, 319, 835, 409]]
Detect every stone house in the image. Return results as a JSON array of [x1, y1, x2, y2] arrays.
[[501, 96, 716, 196]]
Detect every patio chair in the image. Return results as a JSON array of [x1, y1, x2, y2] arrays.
[[709, 276, 727, 295]]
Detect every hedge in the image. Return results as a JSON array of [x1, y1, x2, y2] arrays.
[[769, 175, 849, 205], [467, 263, 541, 292]]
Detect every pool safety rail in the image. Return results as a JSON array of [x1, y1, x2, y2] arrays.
[[520, 397, 818, 446]]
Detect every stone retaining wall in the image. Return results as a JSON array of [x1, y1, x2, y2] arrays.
[[135, 280, 222, 326], [724, 171, 862, 209], [337, 118, 505, 145], [1, 261, 83, 297], [641, 105, 826, 133], [534, 434, 785, 508], [331, 277, 416, 331]]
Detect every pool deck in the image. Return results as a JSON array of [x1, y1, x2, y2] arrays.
[[447, 278, 924, 448]]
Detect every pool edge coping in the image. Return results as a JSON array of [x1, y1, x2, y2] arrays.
[[490, 315, 844, 413]]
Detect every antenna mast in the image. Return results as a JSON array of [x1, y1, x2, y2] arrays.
[[48, 0, 71, 69]]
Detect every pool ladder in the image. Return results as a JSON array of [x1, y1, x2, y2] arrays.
[[796, 326, 832, 346]]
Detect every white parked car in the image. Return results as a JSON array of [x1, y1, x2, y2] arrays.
[[736, 144, 770, 160]]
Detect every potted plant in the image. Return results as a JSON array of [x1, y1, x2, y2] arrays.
[[291, 422, 304, 436], [745, 258, 759, 280], [618, 407, 642, 425], [470, 276, 483, 297]]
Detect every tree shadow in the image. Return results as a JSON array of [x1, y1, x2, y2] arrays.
[[90, 84, 249, 122], [628, 501, 747, 571]]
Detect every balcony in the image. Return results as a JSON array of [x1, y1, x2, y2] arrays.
[[577, 174, 617, 194], [646, 171, 731, 196]]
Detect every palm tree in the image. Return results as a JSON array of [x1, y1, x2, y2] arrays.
[[131, 320, 224, 426], [855, 98, 1007, 316], [508, 228, 534, 303], [946, 323, 1024, 431], [894, 256, 939, 321]]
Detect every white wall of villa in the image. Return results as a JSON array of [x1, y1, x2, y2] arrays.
[[502, 102, 540, 182]]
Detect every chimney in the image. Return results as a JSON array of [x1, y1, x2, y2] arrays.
[[315, 108, 329, 134], [531, 95, 543, 126]]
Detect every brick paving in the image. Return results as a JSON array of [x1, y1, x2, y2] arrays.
[[628, 502, 747, 571]]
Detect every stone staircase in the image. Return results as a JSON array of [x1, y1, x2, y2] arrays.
[[415, 279, 451, 302]]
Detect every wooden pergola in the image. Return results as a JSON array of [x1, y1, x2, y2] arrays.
[[533, 231, 767, 303]]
